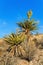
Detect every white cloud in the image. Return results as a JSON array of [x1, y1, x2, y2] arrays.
[[0, 19, 8, 28], [39, 26, 43, 28], [3, 21, 7, 25], [37, 20, 40, 23]]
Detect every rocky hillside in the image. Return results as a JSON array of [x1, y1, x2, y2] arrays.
[[0, 39, 9, 56], [0, 34, 43, 65]]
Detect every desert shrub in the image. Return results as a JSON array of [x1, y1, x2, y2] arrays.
[[21, 40, 37, 61], [33, 38, 43, 49]]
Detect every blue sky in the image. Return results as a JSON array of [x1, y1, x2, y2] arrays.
[[0, 0, 43, 37]]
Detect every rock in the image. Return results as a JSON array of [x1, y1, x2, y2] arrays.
[[0, 34, 43, 65], [0, 56, 29, 65], [29, 49, 43, 65]]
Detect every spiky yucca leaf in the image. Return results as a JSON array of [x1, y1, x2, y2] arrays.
[[4, 33, 26, 46], [17, 19, 38, 34]]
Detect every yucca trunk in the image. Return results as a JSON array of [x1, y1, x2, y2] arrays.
[[15, 46, 18, 56], [17, 45, 26, 58], [25, 29, 30, 42], [8, 46, 15, 57], [8, 45, 18, 57]]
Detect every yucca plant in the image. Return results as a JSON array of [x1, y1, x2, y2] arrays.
[[4, 33, 26, 57], [17, 10, 38, 41]]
